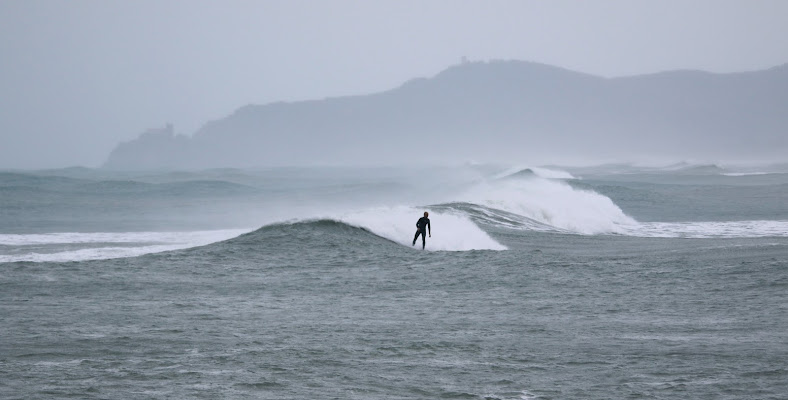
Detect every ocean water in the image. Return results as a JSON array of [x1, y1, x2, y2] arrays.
[[1, 164, 787, 399]]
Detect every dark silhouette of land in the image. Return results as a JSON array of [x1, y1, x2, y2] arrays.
[[104, 60, 788, 169]]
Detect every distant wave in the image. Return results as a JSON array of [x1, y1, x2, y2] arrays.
[[721, 172, 770, 177], [0, 172, 258, 196], [494, 166, 577, 180], [663, 163, 726, 175]]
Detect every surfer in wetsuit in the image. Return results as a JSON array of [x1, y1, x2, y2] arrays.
[[412, 211, 431, 249]]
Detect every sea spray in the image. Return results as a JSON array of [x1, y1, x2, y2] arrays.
[[460, 176, 637, 234]]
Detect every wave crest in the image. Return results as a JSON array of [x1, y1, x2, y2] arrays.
[[457, 177, 637, 234]]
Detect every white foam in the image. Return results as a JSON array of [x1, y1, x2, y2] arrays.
[[459, 178, 637, 234], [0, 229, 251, 263], [337, 206, 506, 251], [0, 230, 245, 246], [622, 220, 788, 238]]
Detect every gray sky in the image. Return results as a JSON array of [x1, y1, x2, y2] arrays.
[[1, 0, 787, 169]]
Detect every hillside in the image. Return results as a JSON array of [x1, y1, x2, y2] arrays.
[[104, 61, 788, 169]]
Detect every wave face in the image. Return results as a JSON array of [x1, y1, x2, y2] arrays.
[[336, 206, 506, 251]]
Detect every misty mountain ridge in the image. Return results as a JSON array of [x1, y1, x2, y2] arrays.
[[104, 60, 788, 169]]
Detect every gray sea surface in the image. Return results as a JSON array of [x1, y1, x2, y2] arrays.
[[1, 164, 787, 399]]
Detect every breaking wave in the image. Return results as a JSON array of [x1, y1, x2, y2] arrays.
[[457, 176, 637, 234]]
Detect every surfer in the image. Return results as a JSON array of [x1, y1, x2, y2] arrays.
[[412, 211, 431, 249]]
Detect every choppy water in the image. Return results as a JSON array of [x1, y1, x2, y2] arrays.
[[1, 164, 787, 399]]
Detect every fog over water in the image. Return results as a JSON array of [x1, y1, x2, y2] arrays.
[[2, 1, 788, 169]]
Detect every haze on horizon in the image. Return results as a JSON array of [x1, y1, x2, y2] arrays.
[[1, 0, 787, 169]]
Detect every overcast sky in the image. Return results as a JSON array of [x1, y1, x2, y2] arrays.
[[1, 0, 787, 169]]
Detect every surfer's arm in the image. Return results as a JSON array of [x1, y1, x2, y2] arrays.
[[428, 221, 431, 236]]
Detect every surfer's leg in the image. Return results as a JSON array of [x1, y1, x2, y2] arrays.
[[413, 230, 420, 246], [421, 232, 426, 249]]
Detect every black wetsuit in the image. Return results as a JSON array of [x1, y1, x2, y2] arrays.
[[413, 216, 431, 249]]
